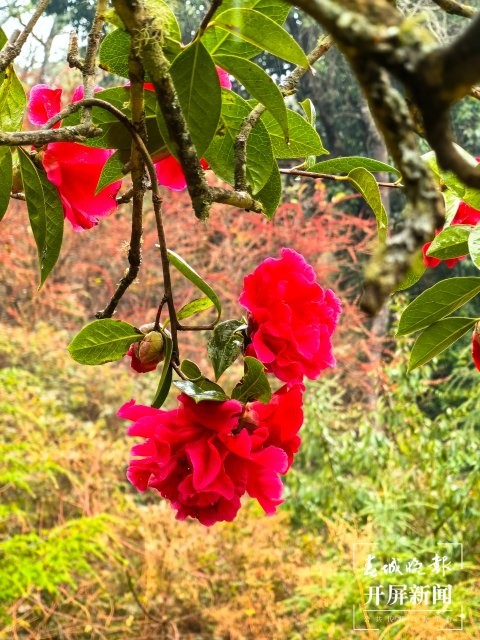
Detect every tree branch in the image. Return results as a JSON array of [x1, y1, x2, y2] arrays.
[[431, 0, 476, 19], [0, 0, 51, 72]]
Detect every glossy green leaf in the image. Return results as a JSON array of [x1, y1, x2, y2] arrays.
[[426, 224, 471, 259], [232, 356, 271, 404], [409, 317, 477, 371], [423, 148, 480, 210], [0, 64, 26, 132], [174, 379, 229, 403], [62, 87, 164, 152], [397, 277, 480, 336], [95, 149, 128, 194], [213, 9, 308, 67], [202, 0, 290, 59], [18, 150, 64, 286], [256, 163, 282, 219], [260, 108, 327, 159], [468, 224, 480, 269], [177, 297, 214, 323], [215, 54, 288, 138], [151, 334, 173, 408], [300, 99, 316, 126], [394, 251, 426, 292], [0, 147, 12, 222], [167, 249, 221, 322], [208, 319, 247, 380], [157, 41, 221, 156], [348, 167, 388, 243], [310, 156, 400, 175], [180, 359, 202, 380], [68, 319, 142, 365], [204, 89, 274, 194]]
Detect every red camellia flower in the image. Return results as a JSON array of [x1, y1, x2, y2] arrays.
[[119, 384, 304, 525], [423, 161, 480, 268], [239, 248, 341, 384], [28, 85, 122, 231], [472, 325, 480, 372]]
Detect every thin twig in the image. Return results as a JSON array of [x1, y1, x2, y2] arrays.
[[67, 30, 84, 71], [194, 0, 224, 39], [279, 167, 403, 188], [82, 0, 108, 108], [125, 572, 164, 625], [234, 36, 333, 193], [0, 0, 51, 71], [431, 0, 476, 18], [96, 52, 146, 319]]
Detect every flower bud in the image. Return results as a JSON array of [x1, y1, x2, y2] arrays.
[[128, 331, 165, 373]]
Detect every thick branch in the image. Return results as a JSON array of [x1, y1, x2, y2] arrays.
[[113, 0, 211, 220], [0, 0, 51, 71], [0, 124, 102, 146]]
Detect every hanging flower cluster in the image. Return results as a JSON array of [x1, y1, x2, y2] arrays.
[[121, 249, 341, 525]]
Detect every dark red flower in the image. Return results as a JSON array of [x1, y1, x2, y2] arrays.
[[27, 85, 122, 231], [239, 248, 341, 384], [119, 384, 304, 525]]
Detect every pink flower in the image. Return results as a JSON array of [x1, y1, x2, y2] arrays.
[[239, 248, 341, 384], [472, 326, 480, 372], [146, 67, 231, 191], [27, 85, 122, 231], [119, 384, 304, 525]]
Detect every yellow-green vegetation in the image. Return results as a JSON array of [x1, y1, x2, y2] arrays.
[[1, 324, 479, 639]]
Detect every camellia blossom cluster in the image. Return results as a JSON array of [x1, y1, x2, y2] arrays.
[[121, 249, 341, 525], [27, 67, 231, 231]]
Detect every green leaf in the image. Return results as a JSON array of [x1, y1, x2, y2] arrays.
[[180, 359, 202, 380], [0, 64, 26, 132], [208, 319, 247, 380], [0, 147, 12, 222], [177, 297, 214, 322], [157, 41, 221, 157], [167, 249, 221, 322], [174, 379, 229, 403], [213, 9, 308, 67], [397, 277, 480, 336], [202, 0, 291, 59], [468, 224, 480, 269], [260, 108, 327, 159], [18, 150, 64, 286], [204, 89, 274, 194], [310, 156, 400, 175], [95, 149, 128, 194], [348, 167, 388, 243], [408, 317, 477, 371], [215, 55, 288, 139], [68, 319, 142, 365], [151, 334, 173, 408], [62, 87, 164, 152], [423, 148, 480, 210], [426, 224, 471, 259], [394, 251, 426, 292], [232, 356, 271, 404], [299, 99, 316, 126], [256, 163, 282, 219]]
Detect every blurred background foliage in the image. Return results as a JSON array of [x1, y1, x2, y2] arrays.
[[1, 0, 480, 637]]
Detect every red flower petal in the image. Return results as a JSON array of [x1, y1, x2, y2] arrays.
[[28, 85, 62, 127], [472, 327, 480, 371]]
